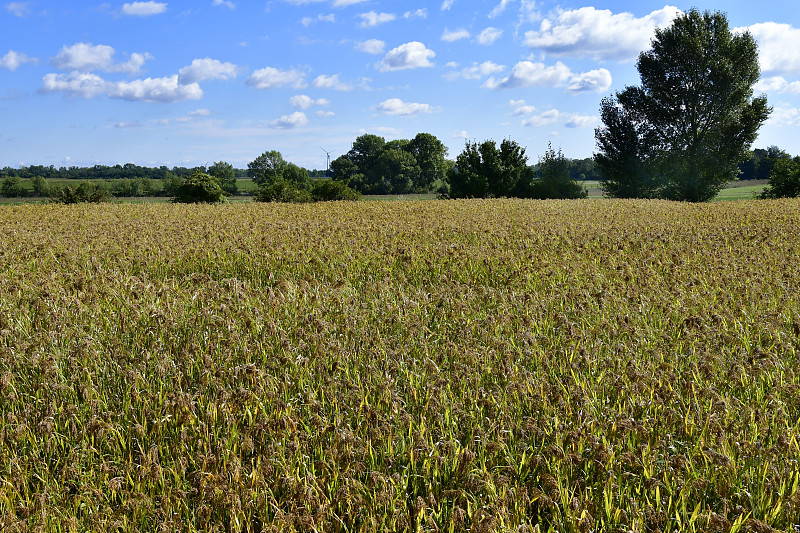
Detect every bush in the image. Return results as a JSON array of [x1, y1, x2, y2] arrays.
[[172, 172, 226, 204], [52, 182, 111, 204], [1, 176, 26, 198], [761, 158, 800, 199], [527, 145, 588, 199], [311, 179, 361, 201], [254, 179, 313, 203]]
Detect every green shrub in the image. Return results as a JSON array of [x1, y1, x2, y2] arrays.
[[311, 179, 361, 201], [51, 182, 111, 204], [254, 179, 313, 203], [761, 158, 800, 198], [172, 172, 226, 204], [1, 176, 26, 198]]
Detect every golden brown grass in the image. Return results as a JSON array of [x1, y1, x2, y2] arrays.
[[0, 199, 798, 532]]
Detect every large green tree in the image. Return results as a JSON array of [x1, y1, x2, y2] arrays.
[[407, 133, 448, 192], [447, 139, 533, 198], [247, 150, 288, 186], [595, 9, 770, 202], [208, 161, 238, 195]]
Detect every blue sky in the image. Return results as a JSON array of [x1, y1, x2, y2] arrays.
[[2, 1, 799, 170]]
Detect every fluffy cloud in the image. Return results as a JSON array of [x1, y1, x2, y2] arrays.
[[441, 28, 470, 42], [333, 0, 367, 5], [524, 6, 682, 61], [445, 61, 504, 81], [489, 0, 512, 18], [358, 11, 395, 28], [379, 42, 435, 72], [270, 112, 309, 129], [520, 108, 597, 128], [312, 74, 354, 91], [290, 94, 330, 109], [41, 72, 202, 102], [212, 0, 235, 8], [767, 105, 800, 126], [477, 27, 503, 45], [509, 99, 536, 115], [5, 2, 30, 16], [441, 0, 455, 11], [404, 9, 426, 19], [178, 58, 239, 84], [742, 23, 800, 75], [0, 50, 38, 71], [302, 14, 335, 26], [316, 110, 335, 117], [246, 67, 306, 89], [566, 68, 612, 93], [51, 43, 151, 73], [754, 76, 800, 94], [483, 60, 572, 89], [355, 39, 385, 54], [377, 98, 439, 117], [121, 1, 168, 16]]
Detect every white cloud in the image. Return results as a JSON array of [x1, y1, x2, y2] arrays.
[[489, 0, 512, 18], [358, 11, 395, 28], [441, 28, 470, 42], [41, 72, 202, 103], [355, 39, 385, 54], [377, 98, 439, 117], [115, 121, 143, 129], [379, 42, 435, 72], [188, 108, 212, 116], [451, 130, 469, 139], [212, 0, 235, 8], [178, 58, 239, 84], [524, 6, 682, 61], [566, 68, 612, 93], [509, 99, 536, 115], [333, 0, 367, 5], [121, 1, 167, 16], [302, 13, 335, 26], [446, 61, 504, 81], [312, 73, 354, 91], [51, 43, 151, 74], [290, 94, 330, 109], [754, 76, 800, 95], [742, 23, 800, 75], [0, 50, 38, 71], [270, 111, 309, 129], [766, 105, 800, 126], [404, 9, 426, 19], [5, 2, 30, 16], [521, 108, 597, 128], [483, 60, 573, 89], [246, 67, 306, 89], [316, 110, 335, 117], [441, 0, 455, 11], [477, 27, 503, 45]]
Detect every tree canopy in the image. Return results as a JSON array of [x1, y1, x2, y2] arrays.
[[594, 9, 770, 202]]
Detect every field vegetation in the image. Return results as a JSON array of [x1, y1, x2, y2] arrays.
[[0, 199, 798, 532]]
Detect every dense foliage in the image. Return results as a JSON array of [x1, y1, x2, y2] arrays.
[[761, 157, 800, 199], [171, 172, 227, 204], [1, 200, 798, 532], [595, 9, 770, 202]]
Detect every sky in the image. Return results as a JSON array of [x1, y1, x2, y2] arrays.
[[2, 1, 800, 170]]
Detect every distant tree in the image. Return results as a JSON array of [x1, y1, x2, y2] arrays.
[[407, 133, 447, 192], [595, 9, 770, 201], [448, 139, 534, 198], [529, 144, 588, 199], [52, 182, 111, 204], [208, 161, 238, 195], [330, 155, 358, 184], [375, 149, 419, 194], [1, 176, 26, 198], [161, 171, 184, 197], [30, 176, 49, 197], [172, 172, 226, 204], [282, 163, 312, 189], [248, 150, 289, 186], [594, 96, 662, 198], [760, 157, 800, 198]]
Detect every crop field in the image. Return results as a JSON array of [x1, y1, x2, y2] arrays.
[[0, 199, 799, 532]]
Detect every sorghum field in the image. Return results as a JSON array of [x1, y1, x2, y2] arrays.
[[1, 199, 799, 533]]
